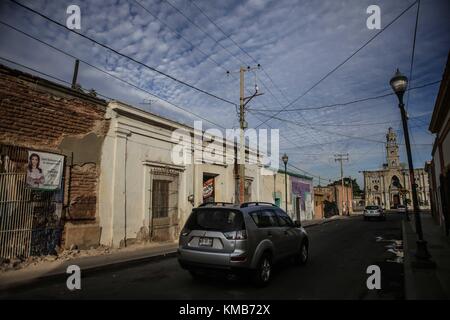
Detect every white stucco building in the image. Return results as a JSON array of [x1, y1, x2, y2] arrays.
[[98, 101, 265, 247]]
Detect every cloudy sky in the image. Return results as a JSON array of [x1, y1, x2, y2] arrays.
[[0, 0, 449, 187]]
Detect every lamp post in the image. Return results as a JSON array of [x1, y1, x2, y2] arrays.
[[282, 153, 289, 213], [389, 69, 433, 266]]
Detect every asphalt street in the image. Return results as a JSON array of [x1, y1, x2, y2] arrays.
[[1, 213, 405, 300]]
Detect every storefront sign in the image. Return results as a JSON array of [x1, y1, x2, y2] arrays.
[[203, 178, 214, 199]]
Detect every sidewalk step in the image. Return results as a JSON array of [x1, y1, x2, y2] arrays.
[[0, 243, 178, 291]]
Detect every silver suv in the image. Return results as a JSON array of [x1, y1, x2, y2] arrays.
[[177, 202, 309, 286]]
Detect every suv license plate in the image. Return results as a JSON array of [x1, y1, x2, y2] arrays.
[[199, 237, 213, 247]]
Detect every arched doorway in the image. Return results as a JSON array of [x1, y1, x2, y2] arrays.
[[393, 194, 400, 207], [391, 176, 402, 208], [375, 197, 381, 206]]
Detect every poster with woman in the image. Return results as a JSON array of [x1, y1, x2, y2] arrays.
[[26, 151, 64, 190]]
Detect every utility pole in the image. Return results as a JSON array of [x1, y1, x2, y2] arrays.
[[239, 67, 245, 205], [228, 65, 263, 204], [71, 59, 79, 89], [335, 153, 349, 215], [349, 176, 353, 214]]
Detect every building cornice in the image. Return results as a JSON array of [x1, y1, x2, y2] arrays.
[[142, 160, 185, 172]]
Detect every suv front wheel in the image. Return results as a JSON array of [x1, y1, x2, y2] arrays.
[[253, 254, 272, 287]]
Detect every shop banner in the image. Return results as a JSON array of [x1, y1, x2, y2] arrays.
[[203, 178, 214, 199], [26, 151, 64, 190]]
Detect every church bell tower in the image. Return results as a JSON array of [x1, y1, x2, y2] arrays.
[[386, 127, 400, 168]]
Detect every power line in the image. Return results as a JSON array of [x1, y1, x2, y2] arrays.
[[8, 0, 237, 107], [249, 80, 440, 112], [167, 0, 296, 133], [254, 0, 419, 128], [170, 0, 325, 146], [163, 0, 246, 65], [405, 0, 421, 111], [189, 0, 253, 63], [130, 0, 229, 75], [165, 0, 298, 139], [246, 110, 329, 180], [287, 163, 336, 182], [0, 56, 112, 102], [249, 109, 433, 147], [0, 20, 227, 129], [405, 0, 423, 166], [252, 114, 427, 127], [189, 0, 292, 105]]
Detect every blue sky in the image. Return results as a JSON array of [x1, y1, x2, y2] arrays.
[[0, 0, 449, 187]]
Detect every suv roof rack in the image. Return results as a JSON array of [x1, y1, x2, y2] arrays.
[[198, 202, 234, 207], [240, 202, 277, 208]]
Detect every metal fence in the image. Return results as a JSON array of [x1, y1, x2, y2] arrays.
[[0, 145, 63, 259]]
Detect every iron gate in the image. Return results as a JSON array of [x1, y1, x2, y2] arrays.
[[0, 145, 64, 259]]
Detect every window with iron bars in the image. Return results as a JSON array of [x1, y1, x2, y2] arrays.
[[150, 169, 179, 220], [152, 179, 170, 218]]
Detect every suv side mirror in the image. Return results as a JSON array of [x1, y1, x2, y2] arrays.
[[294, 220, 302, 228]]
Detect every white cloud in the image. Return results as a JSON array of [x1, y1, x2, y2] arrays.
[[0, 0, 448, 183]]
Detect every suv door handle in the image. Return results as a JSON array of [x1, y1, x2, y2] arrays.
[[267, 231, 273, 237]]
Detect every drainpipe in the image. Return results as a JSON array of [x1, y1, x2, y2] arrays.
[[124, 138, 128, 247], [273, 173, 276, 204]]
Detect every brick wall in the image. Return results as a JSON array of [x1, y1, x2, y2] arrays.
[[0, 67, 108, 148], [0, 65, 110, 248], [68, 163, 98, 220]]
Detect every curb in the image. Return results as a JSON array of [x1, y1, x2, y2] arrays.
[[401, 219, 447, 300], [0, 248, 178, 292], [402, 220, 412, 300], [303, 215, 349, 228]]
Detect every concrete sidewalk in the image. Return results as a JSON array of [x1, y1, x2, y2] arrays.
[[0, 241, 178, 291], [302, 213, 356, 228], [402, 213, 450, 299]]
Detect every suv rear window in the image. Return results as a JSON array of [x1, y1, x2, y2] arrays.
[[186, 209, 245, 232], [365, 206, 380, 210]]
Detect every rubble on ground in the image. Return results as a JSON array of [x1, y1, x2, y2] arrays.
[[0, 245, 112, 273]]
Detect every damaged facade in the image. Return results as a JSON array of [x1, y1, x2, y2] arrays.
[[0, 64, 317, 255], [0, 65, 109, 257]]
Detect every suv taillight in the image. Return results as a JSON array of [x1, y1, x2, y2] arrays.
[[224, 230, 247, 240]]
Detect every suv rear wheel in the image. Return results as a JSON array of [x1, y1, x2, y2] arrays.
[[294, 241, 308, 266], [253, 254, 272, 286]]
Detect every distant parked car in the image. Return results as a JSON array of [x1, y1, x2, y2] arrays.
[[363, 205, 386, 221], [178, 202, 309, 286], [396, 204, 406, 213]]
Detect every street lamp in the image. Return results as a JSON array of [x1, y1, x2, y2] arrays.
[[282, 153, 289, 213], [390, 69, 434, 267]]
